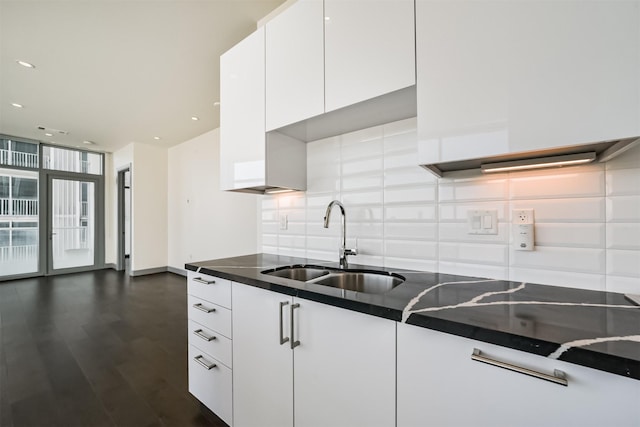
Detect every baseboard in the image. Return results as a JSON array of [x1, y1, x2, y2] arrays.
[[167, 266, 187, 277], [130, 266, 169, 276], [104, 263, 117, 270]]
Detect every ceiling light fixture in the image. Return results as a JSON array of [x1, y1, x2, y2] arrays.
[[83, 140, 95, 145], [11, 103, 24, 108], [154, 136, 161, 140], [45, 133, 53, 137], [213, 101, 220, 107], [16, 60, 35, 69], [481, 152, 596, 174], [191, 116, 199, 121]]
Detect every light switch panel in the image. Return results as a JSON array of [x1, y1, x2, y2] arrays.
[[467, 210, 498, 235]]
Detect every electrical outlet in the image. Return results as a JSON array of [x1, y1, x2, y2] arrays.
[[513, 209, 534, 224], [279, 214, 288, 231], [512, 209, 535, 251]]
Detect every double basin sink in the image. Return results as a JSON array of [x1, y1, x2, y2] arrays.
[[261, 265, 405, 295]]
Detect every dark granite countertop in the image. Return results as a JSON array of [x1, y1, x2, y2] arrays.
[[186, 253, 640, 380]]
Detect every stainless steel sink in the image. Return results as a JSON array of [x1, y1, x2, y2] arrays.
[[263, 266, 330, 282], [312, 272, 404, 294]]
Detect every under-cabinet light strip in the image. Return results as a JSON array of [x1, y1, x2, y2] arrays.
[[481, 152, 596, 173]]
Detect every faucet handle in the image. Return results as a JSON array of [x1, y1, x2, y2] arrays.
[[344, 238, 358, 256]]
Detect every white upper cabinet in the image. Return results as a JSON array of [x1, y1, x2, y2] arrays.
[[417, 0, 640, 165], [324, 0, 416, 113], [220, 27, 267, 191], [266, 0, 325, 131], [220, 27, 306, 193]]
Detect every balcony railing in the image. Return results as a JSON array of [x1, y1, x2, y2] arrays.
[[0, 149, 38, 168], [81, 201, 89, 217], [0, 244, 38, 263], [0, 198, 39, 216]]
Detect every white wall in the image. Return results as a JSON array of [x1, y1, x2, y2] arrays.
[[261, 117, 640, 294], [168, 128, 258, 271], [110, 142, 168, 273]]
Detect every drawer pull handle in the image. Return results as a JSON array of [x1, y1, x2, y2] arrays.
[[193, 303, 216, 313], [193, 277, 216, 285], [194, 355, 216, 370], [471, 348, 568, 386], [290, 303, 300, 349], [193, 329, 216, 342], [279, 301, 290, 345]]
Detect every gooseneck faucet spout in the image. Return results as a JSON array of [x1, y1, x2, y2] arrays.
[[323, 200, 357, 268]]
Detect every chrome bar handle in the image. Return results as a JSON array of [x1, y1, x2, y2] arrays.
[[471, 348, 568, 386], [193, 329, 216, 342], [279, 301, 290, 345], [194, 355, 216, 370], [193, 277, 216, 285], [193, 303, 216, 313], [290, 303, 300, 349]]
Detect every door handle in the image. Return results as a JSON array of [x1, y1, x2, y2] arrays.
[[290, 303, 300, 349], [279, 301, 290, 345]]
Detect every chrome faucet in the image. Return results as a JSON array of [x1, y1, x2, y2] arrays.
[[323, 200, 357, 268]]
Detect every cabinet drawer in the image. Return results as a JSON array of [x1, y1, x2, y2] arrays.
[[188, 320, 232, 368], [187, 271, 231, 308], [187, 295, 232, 338], [188, 345, 232, 426]]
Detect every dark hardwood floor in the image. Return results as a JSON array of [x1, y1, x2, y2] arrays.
[[0, 270, 225, 427]]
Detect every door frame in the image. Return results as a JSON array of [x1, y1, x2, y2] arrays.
[[116, 165, 131, 272], [45, 172, 105, 275]]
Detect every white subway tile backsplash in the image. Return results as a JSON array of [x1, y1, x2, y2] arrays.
[[606, 168, 640, 196], [606, 249, 640, 277], [439, 178, 508, 202], [533, 223, 605, 248], [509, 167, 605, 199], [384, 240, 437, 260], [384, 186, 437, 204], [440, 243, 508, 265], [342, 190, 384, 206], [510, 247, 605, 274], [384, 169, 435, 186], [262, 118, 640, 292], [510, 198, 605, 222], [607, 223, 640, 250], [606, 196, 640, 222], [384, 223, 437, 240], [385, 205, 437, 222]]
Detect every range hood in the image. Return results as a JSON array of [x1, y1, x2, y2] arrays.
[[421, 137, 640, 178]]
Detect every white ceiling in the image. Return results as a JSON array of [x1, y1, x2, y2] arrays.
[[0, 0, 286, 153]]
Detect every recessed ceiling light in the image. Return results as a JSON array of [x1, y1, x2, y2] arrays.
[[154, 136, 161, 140], [45, 133, 53, 137], [191, 116, 199, 121], [11, 103, 24, 108], [16, 60, 35, 69], [213, 101, 220, 107], [83, 140, 95, 145]]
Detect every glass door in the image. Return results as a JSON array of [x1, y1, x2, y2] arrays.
[[48, 176, 97, 272]]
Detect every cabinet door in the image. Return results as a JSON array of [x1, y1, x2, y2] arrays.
[[266, 0, 324, 131], [417, 0, 640, 165], [294, 298, 396, 427], [397, 323, 640, 427], [219, 28, 266, 191], [324, 0, 415, 113], [232, 283, 294, 427]]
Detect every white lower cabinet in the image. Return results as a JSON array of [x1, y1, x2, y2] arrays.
[[397, 322, 640, 427], [232, 282, 396, 427], [187, 271, 233, 426]]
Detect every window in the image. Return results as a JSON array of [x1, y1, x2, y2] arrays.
[[42, 146, 102, 175], [0, 139, 39, 168]]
